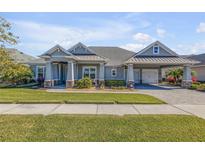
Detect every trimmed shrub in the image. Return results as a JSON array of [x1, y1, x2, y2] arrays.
[[196, 84, 205, 91], [76, 77, 92, 89], [105, 80, 126, 87]]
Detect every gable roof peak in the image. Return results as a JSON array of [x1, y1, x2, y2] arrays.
[[136, 40, 178, 56], [40, 44, 71, 57]]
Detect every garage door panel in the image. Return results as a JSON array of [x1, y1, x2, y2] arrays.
[[142, 69, 158, 84]]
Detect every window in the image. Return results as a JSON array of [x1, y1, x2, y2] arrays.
[[153, 45, 159, 54], [83, 66, 96, 80], [36, 66, 45, 80], [111, 69, 117, 77]]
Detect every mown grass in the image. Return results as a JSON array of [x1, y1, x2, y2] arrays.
[[0, 88, 164, 104], [0, 115, 204, 141]]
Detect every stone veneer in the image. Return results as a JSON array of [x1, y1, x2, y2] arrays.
[[66, 80, 75, 88], [127, 81, 134, 88], [181, 80, 192, 88], [44, 80, 54, 88]]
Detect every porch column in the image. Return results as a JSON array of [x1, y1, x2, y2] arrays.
[[66, 61, 74, 88], [44, 61, 54, 87], [58, 63, 61, 84], [99, 63, 105, 87], [35, 65, 38, 80], [139, 68, 142, 84], [158, 67, 162, 83], [127, 64, 134, 88], [181, 65, 192, 88]]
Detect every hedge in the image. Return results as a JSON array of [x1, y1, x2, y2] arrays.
[[105, 80, 126, 87]]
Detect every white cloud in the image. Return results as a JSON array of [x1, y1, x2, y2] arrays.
[[196, 22, 205, 33], [156, 28, 166, 38], [133, 33, 152, 43], [120, 43, 145, 52], [176, 42, 205, 54], [11, 20, 134, 55]]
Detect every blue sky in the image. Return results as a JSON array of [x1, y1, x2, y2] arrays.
[[1, 12, 205, 56]]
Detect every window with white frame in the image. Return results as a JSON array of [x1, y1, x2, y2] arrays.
[[82, 66, 96, 80], [36, 66, 45, 79], [153, 45, 159, 54], [111, 68, 117, 77]]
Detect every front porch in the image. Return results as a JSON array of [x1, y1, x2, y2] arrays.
[[44, 61, 105, 88]]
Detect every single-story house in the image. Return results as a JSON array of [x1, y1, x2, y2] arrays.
[[186, 54, 205, 82], [27, 41, 198, 88]]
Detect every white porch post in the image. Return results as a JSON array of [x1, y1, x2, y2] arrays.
[[58, 63, 61, 83], [182, 65, 192, 88], [35, 65, 38, 80], [66, 61, 74, 88], [44, 61, 53, 87], [99, 63, 105, 87], [127, 64, 134, 88]]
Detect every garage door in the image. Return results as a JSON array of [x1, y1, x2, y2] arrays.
[[134, 69, 140, 83], [142, 69, 158, 84]]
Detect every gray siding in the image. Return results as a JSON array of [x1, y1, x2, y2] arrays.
[[105, 66, 125, 80], [51, 50, 68, 56], [192, 66, 205, 81], [139, 46, 174, 57], [72, 46, 93, 55], [52, 64, 59, 80]]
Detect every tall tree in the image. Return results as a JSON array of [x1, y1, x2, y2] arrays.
[[0, 16, 18, 47], [0, 16, 32, 85]]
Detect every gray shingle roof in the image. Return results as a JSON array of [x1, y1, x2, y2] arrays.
[[27, 58, 46, 65], [186, 53, 205, 65], [88, 46, 135, 66], [6, 48, 36, 64], [125, 56, 199, 65], [76, 55, 107, 62]]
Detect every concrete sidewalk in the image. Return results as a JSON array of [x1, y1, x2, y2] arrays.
[[1, 104, 204, 117]]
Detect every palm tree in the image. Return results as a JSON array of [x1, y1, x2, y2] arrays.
[[166, 68, 183, 84]]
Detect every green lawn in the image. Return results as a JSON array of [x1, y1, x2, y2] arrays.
[[0, 115, 205, 141], [0, 88, 164, 104]]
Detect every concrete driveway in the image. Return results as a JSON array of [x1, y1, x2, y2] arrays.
[[135, 84, 205, 105]]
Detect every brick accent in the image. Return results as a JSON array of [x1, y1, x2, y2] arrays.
[[127, 81, 134, 88], [66, 80, 74, 88], [44, 80, 54, 88]]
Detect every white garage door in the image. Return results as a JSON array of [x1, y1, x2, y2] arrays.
[[134, 69, 140, 83], [142, 69, 158, 84]]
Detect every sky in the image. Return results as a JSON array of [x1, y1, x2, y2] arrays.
[[1, 12, 205, 57]]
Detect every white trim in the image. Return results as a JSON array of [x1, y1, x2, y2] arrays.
[[111, 68, 117, 77], [130, 41, 178, 58], [82, 66, 97, 80], [153, 45, 160, 54]]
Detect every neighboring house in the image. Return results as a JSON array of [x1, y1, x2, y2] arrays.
[[187, 53, 205, 82], [6, 48, 45, 81], [6, 48, 36, 64], [28, 41, 198, 88]]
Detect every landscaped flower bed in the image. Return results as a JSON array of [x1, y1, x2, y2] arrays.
[[189, 82, 205, 91]]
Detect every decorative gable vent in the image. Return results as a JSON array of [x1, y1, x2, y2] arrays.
[[68, 42, 96, 55]]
